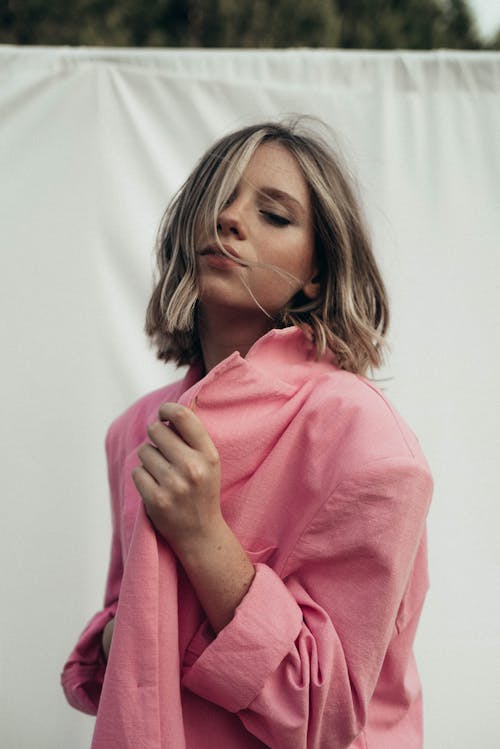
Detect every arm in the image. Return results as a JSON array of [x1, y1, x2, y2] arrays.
[[133, 402, 255, 634], [134, 404, 432, 747], [181, 458, 432, 748]]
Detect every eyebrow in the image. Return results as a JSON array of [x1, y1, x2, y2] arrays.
[[258, 187, 306, 217]]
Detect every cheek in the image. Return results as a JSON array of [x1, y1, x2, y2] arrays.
[[256, 234, 314, 292], [248, 267, 304, 311]]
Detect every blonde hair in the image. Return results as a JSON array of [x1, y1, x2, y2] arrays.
[[145, 120, 389, 375]]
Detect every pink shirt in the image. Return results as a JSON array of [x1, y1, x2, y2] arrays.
[[61, 327, 433, 748]]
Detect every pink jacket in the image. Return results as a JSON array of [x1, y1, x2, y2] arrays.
[[61, 327, 433, 748]]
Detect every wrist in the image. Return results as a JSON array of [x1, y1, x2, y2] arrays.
[[174, 519, 255, 633], [174, 516, 232, 569]]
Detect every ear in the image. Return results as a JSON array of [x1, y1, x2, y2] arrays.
[[302, 272, 321, 301]]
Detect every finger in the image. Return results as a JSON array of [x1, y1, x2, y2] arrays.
[[157, 402, 216, 455], [131, 464, 158, 503], [146, 420, 191, 465], [137, 442, 171, 485]]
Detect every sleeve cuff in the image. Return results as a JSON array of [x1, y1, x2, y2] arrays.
[[181, 563, 303, 712], [61, 605, 117, 714]]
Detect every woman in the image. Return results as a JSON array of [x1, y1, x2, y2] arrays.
[[62, 121, 433, 748]]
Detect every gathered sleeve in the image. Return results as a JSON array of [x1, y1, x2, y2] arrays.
[[61, 428, 124, 715], [181, 456, 433, 748]]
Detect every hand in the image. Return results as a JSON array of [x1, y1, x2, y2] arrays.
[[132, 402, 223, 557], [102, 618, 114, 661], [133, 402, 254, 633]]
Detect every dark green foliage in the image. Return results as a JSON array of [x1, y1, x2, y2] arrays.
[[486, 28, 500, 50], [437, 0, 482, 48], [0, 0, 495, 48]]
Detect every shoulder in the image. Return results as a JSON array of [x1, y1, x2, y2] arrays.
[[104, 376, 187, 462], [292, 369, 433, 559], [304, 366, 430, 475]]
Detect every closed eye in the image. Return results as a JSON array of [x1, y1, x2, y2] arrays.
[[260, 211, 291, 227]]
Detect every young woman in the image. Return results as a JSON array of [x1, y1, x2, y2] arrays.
[[62, 121, 433, 748]]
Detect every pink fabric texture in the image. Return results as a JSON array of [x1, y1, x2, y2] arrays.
[[61, 327, 433, 748]]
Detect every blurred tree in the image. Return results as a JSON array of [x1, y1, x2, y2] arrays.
[[486, 28, 500, 50], [436, 0, 482, 48], [0, 0, 494, 48], [336, 0, 443, 49], [335, 0, 484, 49]]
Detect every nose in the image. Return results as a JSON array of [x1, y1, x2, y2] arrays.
[[217, 201, 247, 240]]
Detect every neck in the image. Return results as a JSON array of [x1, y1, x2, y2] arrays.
[[198, 305, 273, 373]]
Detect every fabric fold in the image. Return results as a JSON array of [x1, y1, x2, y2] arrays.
[[91, 506, 186, 749], [61, 327, 433, 748]]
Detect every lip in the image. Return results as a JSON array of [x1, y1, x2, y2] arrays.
[[199, 242, 242, 261]]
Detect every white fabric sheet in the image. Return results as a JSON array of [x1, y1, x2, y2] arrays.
[[1, 46, 499, 748]]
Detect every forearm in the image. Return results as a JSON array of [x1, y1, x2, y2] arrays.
[[134, 404, 255, 633], [176, 520, 255, 634]]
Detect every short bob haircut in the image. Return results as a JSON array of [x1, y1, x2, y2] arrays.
[[145, 120, 389, 375]]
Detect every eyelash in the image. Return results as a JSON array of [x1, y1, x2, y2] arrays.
[[222, 193, 291, 227], [260, 211, 291, 227]]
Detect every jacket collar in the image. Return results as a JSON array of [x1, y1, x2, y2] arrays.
[[176, 327, 338, 494], [181, 326, 337, 403]]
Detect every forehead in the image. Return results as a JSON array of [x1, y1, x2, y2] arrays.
[[240, 142, 309, 201]]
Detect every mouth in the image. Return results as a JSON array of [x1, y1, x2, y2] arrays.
[[199, 243, 242, 261]]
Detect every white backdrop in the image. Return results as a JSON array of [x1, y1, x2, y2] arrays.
[[1, 46, 499, 748]]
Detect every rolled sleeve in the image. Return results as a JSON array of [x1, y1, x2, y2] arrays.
[[61, 603, 117, 714], [61, 425, 124, 715], [181, 562, 303, 712], [182, 457, 432, 749]]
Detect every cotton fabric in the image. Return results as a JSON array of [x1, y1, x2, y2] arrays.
[[61, 326, 433, 748]]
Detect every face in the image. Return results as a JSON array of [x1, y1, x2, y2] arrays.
[[196, 142, 319, 320]]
